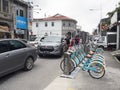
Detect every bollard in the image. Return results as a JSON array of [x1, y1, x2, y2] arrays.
[[63, 52, 71, 75]]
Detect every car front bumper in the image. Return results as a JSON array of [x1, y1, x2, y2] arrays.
[[38, 50, 61, 56]]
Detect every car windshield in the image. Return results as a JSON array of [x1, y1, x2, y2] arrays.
[[35, 38, 41, 41], [43, 36, 61, 43], [34, 37, 45, 42]]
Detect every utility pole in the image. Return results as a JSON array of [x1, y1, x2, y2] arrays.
[[116, 21, 119, 50], [27, 0, 34, 40], [89, 1, 102, 36], [99, 0, 102, 36], [33, 8, 41, 38], [11, 0, 15, 39], [116, 3, 120, 50]]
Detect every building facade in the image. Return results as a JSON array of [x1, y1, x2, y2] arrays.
[[0, 0, 33, 39], [0, 0, 12, 38], [12, 0, 33, 39], [32, 14, 77, 37]]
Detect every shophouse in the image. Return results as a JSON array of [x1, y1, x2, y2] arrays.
[[0, 0, 33, 39], [0, 0, 12, 38], [12, 0, 33, 39]]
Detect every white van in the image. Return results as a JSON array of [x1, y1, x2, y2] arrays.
[[94, 36, 107, 48], [93, 32, 117, 49]]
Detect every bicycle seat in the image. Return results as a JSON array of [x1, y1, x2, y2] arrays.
[[88, 51, 94, 55], [86, 54, 92, 58]]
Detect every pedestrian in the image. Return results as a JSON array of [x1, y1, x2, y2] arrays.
[[68, 38, 76, 52], [74, 35, 80, 49], [75, 35, 80, 45], [63, 34, 71, 52]]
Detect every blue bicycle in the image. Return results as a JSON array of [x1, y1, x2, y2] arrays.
[[60, 45, 105, 79]]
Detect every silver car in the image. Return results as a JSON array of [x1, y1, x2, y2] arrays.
[[37, 36, 64, 57], [0, 39, 37, 77]]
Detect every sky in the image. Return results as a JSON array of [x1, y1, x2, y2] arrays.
[[26, 0, 119, 34]]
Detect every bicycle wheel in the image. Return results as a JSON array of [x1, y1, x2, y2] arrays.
[[88, 61, 105, 79], [60, 60, 75, 73]]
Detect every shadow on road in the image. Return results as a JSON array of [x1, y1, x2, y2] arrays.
[[0, 70, 23, 84], [38, 55, 63, 60]]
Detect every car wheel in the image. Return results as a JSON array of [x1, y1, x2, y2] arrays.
[[24, 57, 34, 71]]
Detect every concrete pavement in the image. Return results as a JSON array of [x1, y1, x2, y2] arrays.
[[44, 51, 120, 90]]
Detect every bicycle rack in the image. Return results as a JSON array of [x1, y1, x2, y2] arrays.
[[60, 43, 106, 79]]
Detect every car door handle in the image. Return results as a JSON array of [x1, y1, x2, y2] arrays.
[[24, 49, 26, 51], [5, 54, 10, 57]]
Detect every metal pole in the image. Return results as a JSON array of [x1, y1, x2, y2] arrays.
[[27, 0, 30, 40], [99, 0, 102, 36], [37, 19, 39, 37], [116, 2, 120, 50], [11, 0, 15, 39], [89, 1, 102, 36], [33, 8, 41, 38], [117, 23, 119, 50]]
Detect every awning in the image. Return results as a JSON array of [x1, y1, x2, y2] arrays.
[[0, 29, 10, 33]]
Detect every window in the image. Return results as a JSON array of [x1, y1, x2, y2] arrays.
[[20, 9, 24, 17], [63, 23, 65, 26], [45, 22, 47, 27], [3, 0, 9, 13], [68, 23, 71, 27], [51, 22, 54, 27], [0, 41, 10, 53], [16, 10, 18, 15], [9, 40, 26, 50]]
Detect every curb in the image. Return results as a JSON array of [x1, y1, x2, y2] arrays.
[[113, 56, 120, 64]]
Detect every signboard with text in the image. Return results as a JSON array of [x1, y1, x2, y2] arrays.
[[16, 16, 27, 29]]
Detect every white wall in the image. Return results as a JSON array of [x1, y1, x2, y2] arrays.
[[32, 19, 77, 37], [32, 20, 62, 37]]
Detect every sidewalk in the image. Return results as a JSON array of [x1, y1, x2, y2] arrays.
[[44, 51, 120, 90], [44, 67, 82, 90]]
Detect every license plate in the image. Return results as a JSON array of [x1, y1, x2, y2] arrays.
[[44, 51, 50, 54]]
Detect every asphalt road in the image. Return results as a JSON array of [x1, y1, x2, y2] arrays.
[[0, 55, 63, 90], [0, 51, 120, 90], [44, 51, 120, 90]]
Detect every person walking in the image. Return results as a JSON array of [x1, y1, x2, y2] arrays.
[[63, 34, 71, 52], [74, 35, 80, 49], [75, 35, 80, 45]]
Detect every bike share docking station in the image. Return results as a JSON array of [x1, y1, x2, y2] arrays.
[[63, 52, 71, 75], [60, 44, 106, 79], [60, 51, 80, 79]]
